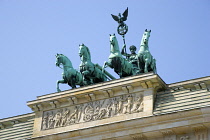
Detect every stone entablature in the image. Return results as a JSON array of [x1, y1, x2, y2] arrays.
[[27, 73, 165, 112], [0, 113, 34, 129], [0, 113, 34, 140], [27, 73, 167, 137], [168, 76, 210, 91], [29, 107, 210, 140], [154, 76, 210, 116], [24, 74, 210, 139]]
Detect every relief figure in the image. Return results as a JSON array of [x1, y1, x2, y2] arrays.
[[123, 95, 133, 114], [83, 103, 94, 122], [131, 96, 143, 113], [113, 98, 118, 115], [106, 99, 113, 117], [54, 110, 62, 128], [67, 105, 82, 124], [93, 101, 106, 120], [42, 112, 48, 130], [117, 96, 126, 113], [96, 109, 107, 120], [61, 109, 70, 126], [48, 111, 54, 129], [76, 105, 83, 123]]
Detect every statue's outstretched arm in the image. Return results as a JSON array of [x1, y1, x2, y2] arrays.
[[121, 44, 129, 57]]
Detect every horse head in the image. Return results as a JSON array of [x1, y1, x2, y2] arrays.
[[79, 44, 91, 61], [141, 29, 151, 46], [55, 53, 73, 68], [109, 34, 120, 53], [55, 53, 64, 67]]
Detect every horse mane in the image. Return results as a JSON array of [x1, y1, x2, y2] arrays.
[[57, 54, 73, 68], [84, 45, 91, 61], [110, 35, 120, 52], [113, 35, 118, 46], [59, 54, 67, 59]]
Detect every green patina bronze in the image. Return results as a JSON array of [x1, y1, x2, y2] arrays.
[[138, 29, 157, 73], [55, 54, 83, 92], [103, 30, 157, 78], [121, 45, 140, 74], [55, 8, 157, 92], [102, 34, 134, 78], [112, 7, 129, 59], [79, 44, 107, 85]]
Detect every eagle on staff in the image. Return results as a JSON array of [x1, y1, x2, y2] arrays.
[[111, 7, 129, 56], [111, 7, 128, 36], [111, 7, 128, 27]]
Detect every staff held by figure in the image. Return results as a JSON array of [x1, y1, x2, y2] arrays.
[[111, 7, 128, 58]]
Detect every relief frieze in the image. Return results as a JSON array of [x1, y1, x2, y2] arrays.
[[41, 93, 144, 130]]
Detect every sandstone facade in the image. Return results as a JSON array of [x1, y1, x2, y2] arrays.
[[0, 73, 210, 140]]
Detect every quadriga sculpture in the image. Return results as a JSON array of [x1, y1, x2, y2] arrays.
[[55, 54, 83, 92], [138, 29, 157, 73], [103, 34, 133, 78], [79, 44, 107, 85]]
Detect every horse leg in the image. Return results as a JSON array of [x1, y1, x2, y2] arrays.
[[102, 62, 106, 73], [118, 59, 123, 77], [57, 79, 66, 92], [102, 61, 110, 73], [69, 76, 76, 89], [82, 72, 92, 85], [84, 78, 92, 85], [138, 54, 144, 73], [144, 53, 152, 73], [151, 59, 157, 74], [144, 58, 149, 73]]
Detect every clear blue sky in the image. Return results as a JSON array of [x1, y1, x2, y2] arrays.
[[0, 1, 209, 119]]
